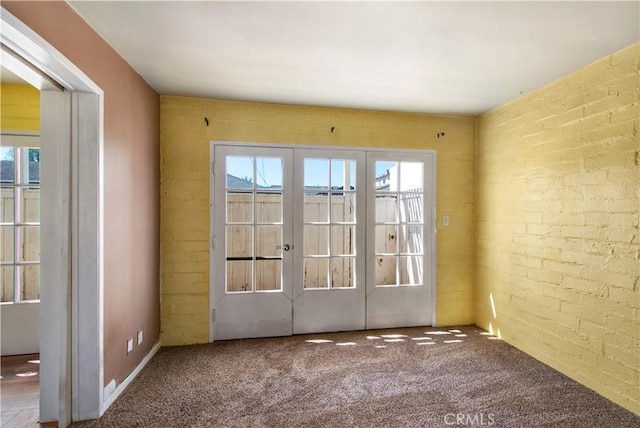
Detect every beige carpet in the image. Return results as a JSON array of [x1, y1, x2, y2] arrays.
[[73, 326, 639, 427]]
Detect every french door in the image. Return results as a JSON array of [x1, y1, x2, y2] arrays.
[[292, 149, 366, 334], [365, 152, 435, 329], [212, 143, 435, 340], [212, 146, 294, 340]]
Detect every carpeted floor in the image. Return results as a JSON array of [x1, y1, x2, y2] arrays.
[[73, 326, 640, 427]]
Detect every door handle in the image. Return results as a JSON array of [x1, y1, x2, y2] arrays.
[[276, 244, 291, 251]]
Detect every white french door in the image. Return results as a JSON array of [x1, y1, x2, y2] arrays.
[[211, 143, 435, 340], [292, 149, 366, 334], [365, 151, 435, 329], [212, 146, 294, 340]]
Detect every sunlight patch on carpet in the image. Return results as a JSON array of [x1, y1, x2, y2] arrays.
[[306, 339, 333, 344]]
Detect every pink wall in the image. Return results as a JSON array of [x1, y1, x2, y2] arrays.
[[4, 1, 161, 385]]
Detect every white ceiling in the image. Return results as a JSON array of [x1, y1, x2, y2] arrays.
[[69, 1, 639, 116]]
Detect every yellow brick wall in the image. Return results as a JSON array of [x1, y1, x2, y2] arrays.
[[476, 43, 640, 414], [0, 83, 40, 131], [161, 98, 476, 345]]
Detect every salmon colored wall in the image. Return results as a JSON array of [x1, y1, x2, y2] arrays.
[[160, 97, 477, 345], [3, 1, 161, 387], [476, 43, 639, 414], [0, 83, 40, 131]]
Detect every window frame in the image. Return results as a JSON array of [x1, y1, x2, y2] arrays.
[[1, 135, 41, 304]]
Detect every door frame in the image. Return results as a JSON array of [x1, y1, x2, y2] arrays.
[[209, 141, 437, 342], [1, 8, 104, 424]]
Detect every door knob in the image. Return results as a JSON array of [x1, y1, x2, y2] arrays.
[[276, 244, 291, 251]]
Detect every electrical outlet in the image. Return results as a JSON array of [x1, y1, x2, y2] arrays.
[[127, 338, 133, 354], [137, 330, 143, 346], [443, 215, 450, 227]]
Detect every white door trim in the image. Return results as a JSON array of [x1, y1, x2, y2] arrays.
[[1, 7, 105, 424]]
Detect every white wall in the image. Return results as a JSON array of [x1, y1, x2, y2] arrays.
[[1, 302, 39, 355]]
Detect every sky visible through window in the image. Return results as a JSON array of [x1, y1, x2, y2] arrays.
[[1, 147, 14, 161], [226, 156, 394, 189]]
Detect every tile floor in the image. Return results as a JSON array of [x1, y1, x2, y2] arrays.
[[0, 354, 55, 427]]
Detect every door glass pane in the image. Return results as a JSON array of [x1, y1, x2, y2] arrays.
[[227, 192, 253, 223], [331, 257, 354, 288], [19, 226, 39, 262], [399, 162, 423, 191], [224, 154, 286, 295], [256, 226, 281, 258], [21, 188, 40, 223], [256, 192, 282, 223], [1, 147, 41, 303], [398, 191, 422, 223], [375, 225, 397, 254], [375, 161, 397, 191], [304, 193, 328, 222], [256, 260, 281, 291], [373, 158, 426, 289], [331, 225, 355, 255], [25, 149, 40, 184], [1, 225, 14, 262], [330, 159, 356, 190], [1, 265, 14, 302], [1, 187, 14, 223], [227, 226, 253, 258], [399, 256, 422, 286], [375, 256, 397, 286], [304, 225, 329, 256], [227, 261, 252, 292], [0, 154, 15, 184], [331, 192, 355, 222], [20, 265, 39, 300], [304, 258, 329, 289], [255, 157, 283, 189], [304, 157, 359, 291], [375, 194, 397, 223], [399, 225, 423, 254], [226, 156, 254, 189], [304, 159, 329, 190]]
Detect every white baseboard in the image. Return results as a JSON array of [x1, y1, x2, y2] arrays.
[[101, 341, 161, 415]]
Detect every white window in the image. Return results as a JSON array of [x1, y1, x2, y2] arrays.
[[1, 146, 41, 303]]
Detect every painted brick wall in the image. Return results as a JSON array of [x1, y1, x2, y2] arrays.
[[476, 43, 639, 414], [161, 98, 476, 345], [0, 83, 40, 131]]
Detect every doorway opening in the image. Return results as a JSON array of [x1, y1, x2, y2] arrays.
[[0, 66, 43, 427], [1, 7, 104, 425]]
